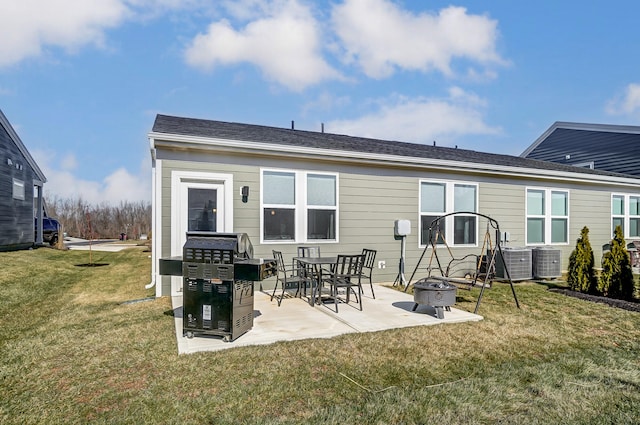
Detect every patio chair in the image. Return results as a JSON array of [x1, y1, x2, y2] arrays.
[[296, 245, 322, 295], [297, 245, 321, 258], [271, 250, 305, 306], [321, 254, 365, 313], [359, 248, 377, 299]]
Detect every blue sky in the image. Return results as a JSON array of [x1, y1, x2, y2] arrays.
[[1, 0, 640, 204]]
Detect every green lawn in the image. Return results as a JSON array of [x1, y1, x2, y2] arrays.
[[1, 248, 639, 424]]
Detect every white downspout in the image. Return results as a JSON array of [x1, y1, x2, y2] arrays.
[[146, 137, 158, 291]]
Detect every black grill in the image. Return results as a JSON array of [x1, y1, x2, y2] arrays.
[[180, 232, 275, 341]]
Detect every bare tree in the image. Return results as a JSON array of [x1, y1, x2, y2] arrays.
[[45, 195, 151, 240]]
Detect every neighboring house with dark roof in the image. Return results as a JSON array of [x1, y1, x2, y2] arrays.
[[521, 121, 640, 177], [148, 114, 640, 297], [0, 109, 47, 251]]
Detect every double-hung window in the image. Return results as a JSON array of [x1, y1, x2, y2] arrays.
[[262, 169, 337, 243], [526, 188, 569, 245], [419, 180, 477, 246], [611, 194, 640, 238]]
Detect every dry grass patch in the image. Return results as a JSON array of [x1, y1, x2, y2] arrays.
[[1, 248, 639, 424]]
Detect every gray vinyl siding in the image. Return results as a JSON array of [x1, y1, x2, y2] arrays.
[[155, 145, 639, 294], [151, 115, 640, 297], [523, 125, 640, 177], [0, 124, 36, 251]]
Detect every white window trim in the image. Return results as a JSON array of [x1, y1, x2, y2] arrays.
[[525, 187, 570, 246], [260, 168, 339, 244], [611, 193, 640, 239], [418, 179, 479, 248]]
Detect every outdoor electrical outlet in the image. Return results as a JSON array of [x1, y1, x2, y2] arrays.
[[378, 260, 386, 269]]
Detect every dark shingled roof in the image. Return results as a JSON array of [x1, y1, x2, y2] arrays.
[[152, 114, 628, 178]]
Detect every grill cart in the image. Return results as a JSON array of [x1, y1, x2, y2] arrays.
[[160, 232, 276, 341]]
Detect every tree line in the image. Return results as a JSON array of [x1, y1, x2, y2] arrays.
[[45, 196, 151, 240]]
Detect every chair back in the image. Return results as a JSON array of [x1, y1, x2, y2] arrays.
[[362, 249, 377, 270], [297, 245, 321, 258], [272, 250, 286, 274], [334, 254, 364, 278]]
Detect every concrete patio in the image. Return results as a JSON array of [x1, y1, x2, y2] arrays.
[[171, 283, 483, 354]]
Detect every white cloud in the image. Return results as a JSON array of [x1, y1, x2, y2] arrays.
[[325, 88, 501, 145], [0, 0, 130, 67], [0, 0, 213, 67], [31, 149, 151, 204], [331, 0, 505, 79], [606, 83, 640, 116], [184, 0, 342, 91]]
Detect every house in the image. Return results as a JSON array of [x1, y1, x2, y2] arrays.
[[521, 122, 640, 177], [148, 114, 640, 297], [0, 109, 47, 251]]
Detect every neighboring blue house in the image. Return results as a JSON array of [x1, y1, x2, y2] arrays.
[[0, 109, 47, 251], [521, 122, 640, 177]]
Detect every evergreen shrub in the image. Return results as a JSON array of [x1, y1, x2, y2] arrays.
[[599, 225, 635, 300], [567, 226, 596, 293]]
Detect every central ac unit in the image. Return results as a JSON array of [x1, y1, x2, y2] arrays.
[[532, 247, 562, 279], [494, 247, 532, 281]]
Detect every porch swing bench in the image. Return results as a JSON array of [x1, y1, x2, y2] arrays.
[[405, 212, 520, 314]]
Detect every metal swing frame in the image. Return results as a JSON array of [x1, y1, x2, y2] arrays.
[[404, 212, 520, 314]]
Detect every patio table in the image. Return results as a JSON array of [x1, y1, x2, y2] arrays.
[[293, 256, 337, 306]]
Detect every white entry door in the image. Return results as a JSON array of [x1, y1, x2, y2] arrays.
[[171, 172, 234, 296], [178, 182, 225, 249]]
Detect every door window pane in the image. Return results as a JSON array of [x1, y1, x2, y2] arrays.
[[188, 188, 217, 232]]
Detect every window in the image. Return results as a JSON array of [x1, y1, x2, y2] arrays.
[[420, 181, 477, 246], [611, 194, 640, 238], [12, 178, 25, 200], [526, 188, 568, 245], [262, 169, 337, 242]]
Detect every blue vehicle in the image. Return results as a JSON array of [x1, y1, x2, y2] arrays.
[[35, 212, 61, 246]]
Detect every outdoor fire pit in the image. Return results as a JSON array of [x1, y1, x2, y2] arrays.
[[412, 277, 457, 319]]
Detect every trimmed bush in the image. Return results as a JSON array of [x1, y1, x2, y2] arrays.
[[567, 226, 597, 293], [599, 225, 635, 300]]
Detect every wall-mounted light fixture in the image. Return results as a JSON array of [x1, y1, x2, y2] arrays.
[[241, 186, 249, 203]]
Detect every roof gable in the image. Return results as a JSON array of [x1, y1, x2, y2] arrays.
[[0, 109, 46, 183], [521, 121, 640, 177]]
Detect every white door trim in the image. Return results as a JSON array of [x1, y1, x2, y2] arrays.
[[170, 171, 234, 295]]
